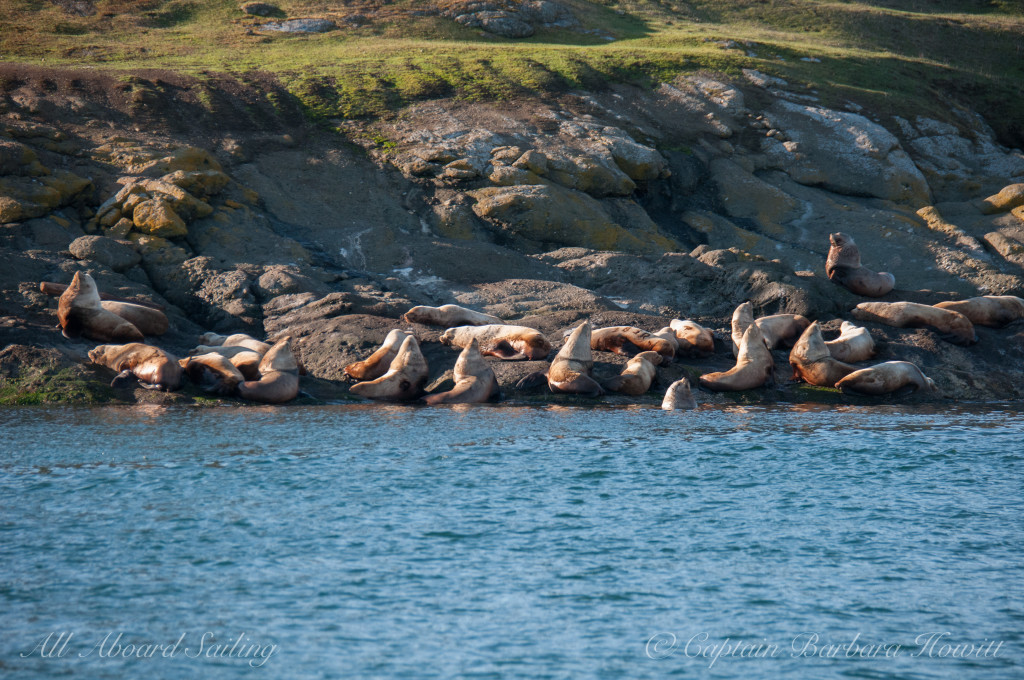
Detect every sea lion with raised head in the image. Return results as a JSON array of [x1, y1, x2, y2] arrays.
[[835, 361, 936, 396], [661, 378, 697, 410], [789, 322, 858, 387], [198, 332, 272, 355], [730, 302, 755, 356], [602, 351, 662, 396], [516, 321, 603, 397], [591, 326, 675, 360], [179, 353, 245, 396], [58, 272, 144, 343], [824, 321, 875, 363], [700, 324, 774, 391], [934, 295, 1024, 328], [88, 343, 182, 391], [237, 336, 301, 404], [99, 300, 169, 336], [343, 329, 411, 382], [825, 232, 896, 297], [403, 304, 503, 327], [440, 324, 550, 361], [422, 339, 500, 405], [669, 319, 715, 357], [41, 281, 165, 310], [852, 301, 977, 346], [350, 335, 429, 401], [756, 314, 810, 350]]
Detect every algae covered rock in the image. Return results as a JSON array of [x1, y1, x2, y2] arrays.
[[132, 198, 188, 238]]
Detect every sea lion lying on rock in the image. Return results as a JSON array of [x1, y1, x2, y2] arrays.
[[934, 295, 1024, 328], [591, 326, 675, 360], [756, 314, 810, 350], [88, 342, 182, 391], [825, 232, 895, 297], [403, 304, 502, 327], [350, 335, 429, 401], [199, 332, 272, 355], [852, 301, 977, 346], [98, 301, 169, 336], [422, 339, 499, 405], [343, 329, 411, 382], [824, 321, 875, 363], [58, 272, 144, 343], [652, 327, 679, 355], [789, 322, 858, 387], [179, 353, 245, 396], [237, 336, 301, 404], [661, 378, 697, 410], [441, 324, 551, 360], [700, 324, 774, 392], [602, 351, 662, 396], [516, 321, 603, 397], [835, 361, 936, 396], [669, 319, 715, 357]]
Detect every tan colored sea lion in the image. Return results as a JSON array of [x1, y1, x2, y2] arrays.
[[178, 353, 244, 396], [198, 332, 272, 355], [824, 321, 875, 363], [591, 326, 675, 360], [88, 343, 182, 391], [661, 378, 697, 410], [934, 295, 1024, 328], [730, 302, 755, 356], [189, 344, 258, 359], [602, 351, 662, 396], [652, 327, 680, 355], [756, 314, 810, 350], [40, 281, 166, 310], [789, 322, 858, 387], [422, 339, 500, 405], [227, 350, 263, 381], [825, 232, 896, 297], [99, 301, 170, 336], [440, 324, 551, 361], [237, 336, 301, 404], [343, 329, 411, 382], [58, 272, 144, 343], [852, 301, 977, 346], [699, 324, 774, 391], [402, 304, 503, 327], [350, 335, 429, 401], [669, 319, 715, 357], [516, 321, 603, 397], [835, 361, 936, 395]]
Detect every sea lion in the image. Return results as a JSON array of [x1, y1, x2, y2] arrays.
[[402, 304, 503, 327], [591, 326, 675, 360], [661, 378, 697, 410], [88, 343, 182, 391], [178, 353, 244, 396], [825, 232, 896, 297], [602, 351, 662, 396], [516, 321, 603, 397], [440, 324, 551, 360], [789, 322, 858, 387], [227, 350, 263, 381], [422, 339, 500, 405], [188, 344, 259, 360], [99, 301, 169, 336], [699, 324, 774, 391], [58, 272, 144, 343], [652, 327, 680, 355], [343, 329, 412, 382], [669, 319, 715, 357], [40, 281, 165, 310], [852, 301, 977, 346], [349, 335, 429, 401], [237, 336, 301, 404], [934, 295, 1024, 328], [824, 321, 875, 363], [198, 332, 272, 355], [835, 361, 936, 396], [730, 302, 755, 356], [755, 314, 810, 350]]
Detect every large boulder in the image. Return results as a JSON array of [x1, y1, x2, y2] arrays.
[[69, 235, 141, 272], [132, 198, 188, 238]]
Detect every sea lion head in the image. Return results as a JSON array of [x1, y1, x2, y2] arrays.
[[559, 321, 592, 363], [259, 336, 299, 375]]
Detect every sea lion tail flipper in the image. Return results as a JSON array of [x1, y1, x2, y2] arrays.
[[482, 340, 525, 360], [110, 370, 136, 389], [515, 371, 547, 391]]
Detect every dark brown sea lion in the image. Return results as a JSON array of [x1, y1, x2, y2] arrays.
[[602, 351, 662, 396], [934, 296, 1024, 328], [661, 378, 697, 410], [441, 324, 551, 361], [669, 319, 715, 357], [824, 321, 875, 363], [402, 304, 503, 327], [343, 329, 411, 382], [237, 336, 301, 404], [179, 353, 245, 396], [825, 232, 896, 297], [591, 326, 675, 361], [756, 314, 810, 350], [88, 343, 182, 391], [516, 321, 603, 397], [422, 339, 500, 405], [852, 301, 977, 346], [835, 361, 936, 395], [349, 335, 429, 401], [789, 322, 858, 387], [58, 272, 144, 343], [700, 324, 774, 391]]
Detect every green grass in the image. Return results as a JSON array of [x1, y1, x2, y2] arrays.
[[0, 366, 118, 405]]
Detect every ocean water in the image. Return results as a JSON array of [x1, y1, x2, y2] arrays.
[[0, 403, 1022, 679]]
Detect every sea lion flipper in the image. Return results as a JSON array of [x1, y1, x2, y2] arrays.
[[515, 371, 547, 391], [551, 374, 605, 397], [482, 340, 525, 360], [110, 370, 136, 389]]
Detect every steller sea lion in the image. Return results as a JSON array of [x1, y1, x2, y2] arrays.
[[349, 335, 429, 401], [824, 321, 875, 363], [835, 361, 936, 396], [343, 329, 411, 382], [602, 351, 662, 396], [198, 332, 272, 355], [179, 353, 245, 396], [402, 304, 503, 327], [789, 322, 858, 387], [825, 232, 896, 297], [99, 300, 169, 336], [852, 301, 977, 346], [40, 281, 165, 310], [422, 339, 500, 405], [516, 321, 603, 397], [730, 302, 755, 357], [237, 336, 301, 404], [189, 344, 258, 359], [700, 323, 774, 391], [669, 319, 715, 357], [227, 350, 263, 381], [88, 342, 182, 391], [661, 378, 697, 410], [591, 326, 675, 360], [652, 327, 680, 355], [440, 324, 550, 361], [756, 314, 810, 350], [58, 272, 144, 343], [934, 295, 1024, 328]]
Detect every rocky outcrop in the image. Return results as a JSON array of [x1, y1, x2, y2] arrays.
[[442, 0, 577, 38]]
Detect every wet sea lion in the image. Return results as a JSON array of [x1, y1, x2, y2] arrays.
[[825, 232, 895, 297], [730, 302, 755, 356], [88, 343, 182, 391], [422, 339, 500, 405], [440, 324, 551, 360], [350, 335, 429, 401], [402, 304, 503, 327], [755, 314, 810, 350], [824, 321, 875, 363], [179, 353, 244, 396], [198, 332, 272, 355], [591, 326, 675, 360], [237, 336, 301, 404], [661, 378, 697, 410], [516, 321, 603, 397], [934, 295, 1024, 328], [343, 329, 411, 382], [835, 361, 936, 396], [789, 322, 858, 387], [602, 351, 662, 396], [700, 324, 774, 391], [99, 301, 169, 336], [852, 301, 977, 346], [58, 272, 144, 343], [669, 319, 715, 357]]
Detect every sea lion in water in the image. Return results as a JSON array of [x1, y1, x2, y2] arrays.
[[516, 321, 603, 397], [58, 272, 144, 343], [661, 378, 697, 410], [179, 353, 245, 396], [237, 336, 301, 404], [198, 332, 271, 355], [350, 335, 429, 401], [824, 321, 875, 363], [440, 324, 550, 361], [789, 322, 858, 387], [730, 302, 755, 357], [602, 351, 662, 396], [934, 295, 1024, 328], [825, 232, 896, 297], [669, 319, 715, 357], [99, 301, 169, 336], [88, 343, 182, 391], [422, 339, 500, 405], [700, 324, 774, 392], [852, 301, 977, 346], [403, 304, 503, 327], [756, 314, 810, 350], [343, 329, 411, 382], [835, 361, 936, 396], [591, 326, 675, 360]]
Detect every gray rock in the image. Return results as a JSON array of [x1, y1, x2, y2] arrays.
[[261, 18, 335, 33], [240, 2, 278, 16], [69, 235, 141, 272]]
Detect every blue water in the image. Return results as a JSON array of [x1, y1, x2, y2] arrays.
[[1, 404, 1022, 679]]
